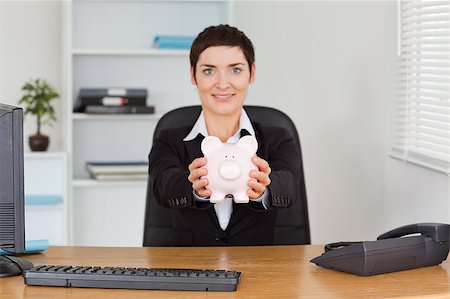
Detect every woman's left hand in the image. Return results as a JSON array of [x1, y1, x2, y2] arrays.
[[247, 156, 271, 200]]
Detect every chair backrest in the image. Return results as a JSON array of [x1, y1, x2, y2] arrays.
[[143, 105, 311, 246]]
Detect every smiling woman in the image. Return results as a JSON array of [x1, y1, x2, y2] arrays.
[[148, 24, 304, 246], [191, 45, 256, 138]]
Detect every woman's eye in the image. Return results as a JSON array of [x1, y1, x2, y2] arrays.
[[203, 69, 213, 76], [232, 68, 242, 74]]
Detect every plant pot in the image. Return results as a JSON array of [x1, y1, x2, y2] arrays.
[[29, 134, 49, 152]]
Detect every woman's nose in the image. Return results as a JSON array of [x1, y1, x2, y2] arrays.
[[216, 72, 230, 89]]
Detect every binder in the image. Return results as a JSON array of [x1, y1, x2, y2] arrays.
[[86, 161, 148, 181], [86, 161, 148, 174], [74, 88, 148, 112], [85, 105, 155, 114], [153, 35, 195, 49]]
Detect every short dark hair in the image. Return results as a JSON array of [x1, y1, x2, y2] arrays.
[[190, 24, 255, 77]]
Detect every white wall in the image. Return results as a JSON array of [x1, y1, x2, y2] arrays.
[[233, 1, 398, 243], [383, 158, 449, 231], [0, 1, 62, 152]]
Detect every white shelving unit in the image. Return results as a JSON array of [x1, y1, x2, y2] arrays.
[[62, 0, 230, 246], [24, 152, 68, 246], [72, 179, 147, 188], [72, 112, 164, 121], [72, 48, 189, 57]]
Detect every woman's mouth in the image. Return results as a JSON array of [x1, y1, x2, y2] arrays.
[[212, 94, 234, 101]]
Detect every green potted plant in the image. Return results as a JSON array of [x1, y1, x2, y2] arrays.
[[19, 78, 59, 151]]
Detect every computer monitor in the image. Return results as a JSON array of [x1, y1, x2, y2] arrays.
[[0, 103, 33, 277]]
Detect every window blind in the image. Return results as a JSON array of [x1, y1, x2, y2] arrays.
[[392, 0, 450, 174]]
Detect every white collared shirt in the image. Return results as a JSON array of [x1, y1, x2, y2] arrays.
[[183, 108, 255, 142], [184, 108, 268, 230]]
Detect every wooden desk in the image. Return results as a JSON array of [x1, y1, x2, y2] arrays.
[[1, 245, 449, 299]]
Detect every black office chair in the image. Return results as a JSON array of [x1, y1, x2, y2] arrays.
[[143, 105, 311, 246]]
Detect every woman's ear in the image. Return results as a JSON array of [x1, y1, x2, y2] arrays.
[[249, 63, 256, 83], [190, 67, 197, 85]]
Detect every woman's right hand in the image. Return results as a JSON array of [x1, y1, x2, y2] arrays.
[[188, 157, 211, 198]]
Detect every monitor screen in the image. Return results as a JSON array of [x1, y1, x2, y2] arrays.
[[0, 103, 25, 254]]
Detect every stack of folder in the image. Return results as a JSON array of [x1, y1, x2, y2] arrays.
[[153, 35, 195, 50], [74, 88, 154, 114], [86, 161, 148, 181]]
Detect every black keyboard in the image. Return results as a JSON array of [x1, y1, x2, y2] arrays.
[[23, 265, 241, 292]]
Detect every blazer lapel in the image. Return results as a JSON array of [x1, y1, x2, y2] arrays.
[[184, 134, 204, 162], [250, 122, 265, 157]]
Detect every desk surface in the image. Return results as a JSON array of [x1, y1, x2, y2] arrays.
[[1, 245, 449, 299]]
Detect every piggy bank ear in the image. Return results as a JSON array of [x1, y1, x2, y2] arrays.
[[237, 135, 258, 154], [201, 136, 222, 156]]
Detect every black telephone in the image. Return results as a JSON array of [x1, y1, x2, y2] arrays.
[[310, 223, 449, 276]]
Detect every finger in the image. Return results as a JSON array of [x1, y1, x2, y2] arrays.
[[249, 170, 271, 187], [247, 188, 262, 200], [194, 167, 208, 180], [192, 177, 209, 191], [194, 178, 210, 197], [252, 156, 271, 174], [188, 157, 207, 172], [188, 167, 208, 183], [195, 187, 211, 198], [248, 178, 266, 195], [188, 157, 206, 172], [196, 189, 211, 198]]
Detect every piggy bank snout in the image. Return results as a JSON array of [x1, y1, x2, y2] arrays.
[[219, 160, 242, 180]]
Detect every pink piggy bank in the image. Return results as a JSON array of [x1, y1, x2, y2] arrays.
[[201, 135, 258, 204]]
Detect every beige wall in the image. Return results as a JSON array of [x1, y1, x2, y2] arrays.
[[0, 1, 62, 152], [233, 1, 398, 242]]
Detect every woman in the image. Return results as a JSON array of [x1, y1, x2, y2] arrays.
[[149, 25, 300, 246]]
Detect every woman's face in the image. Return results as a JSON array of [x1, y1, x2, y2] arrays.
[[191, 46, 255, 117]]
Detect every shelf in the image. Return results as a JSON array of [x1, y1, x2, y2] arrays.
[[24, 152, 67, 159], [73, 179, 147, 188], [72, 113, 164, 121], [25, 204, 64, 211], [72, 48, 189, 57]]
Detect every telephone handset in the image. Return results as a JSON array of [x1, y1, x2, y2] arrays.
[[311, 223, 449, 276], [377, 223, 448, 242]]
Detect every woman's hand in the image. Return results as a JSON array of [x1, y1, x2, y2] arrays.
[[188, 157, 211, 198], [247, 156, 271, 200]]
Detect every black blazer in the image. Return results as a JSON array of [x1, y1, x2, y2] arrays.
[[148, 121, 301, 246]]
